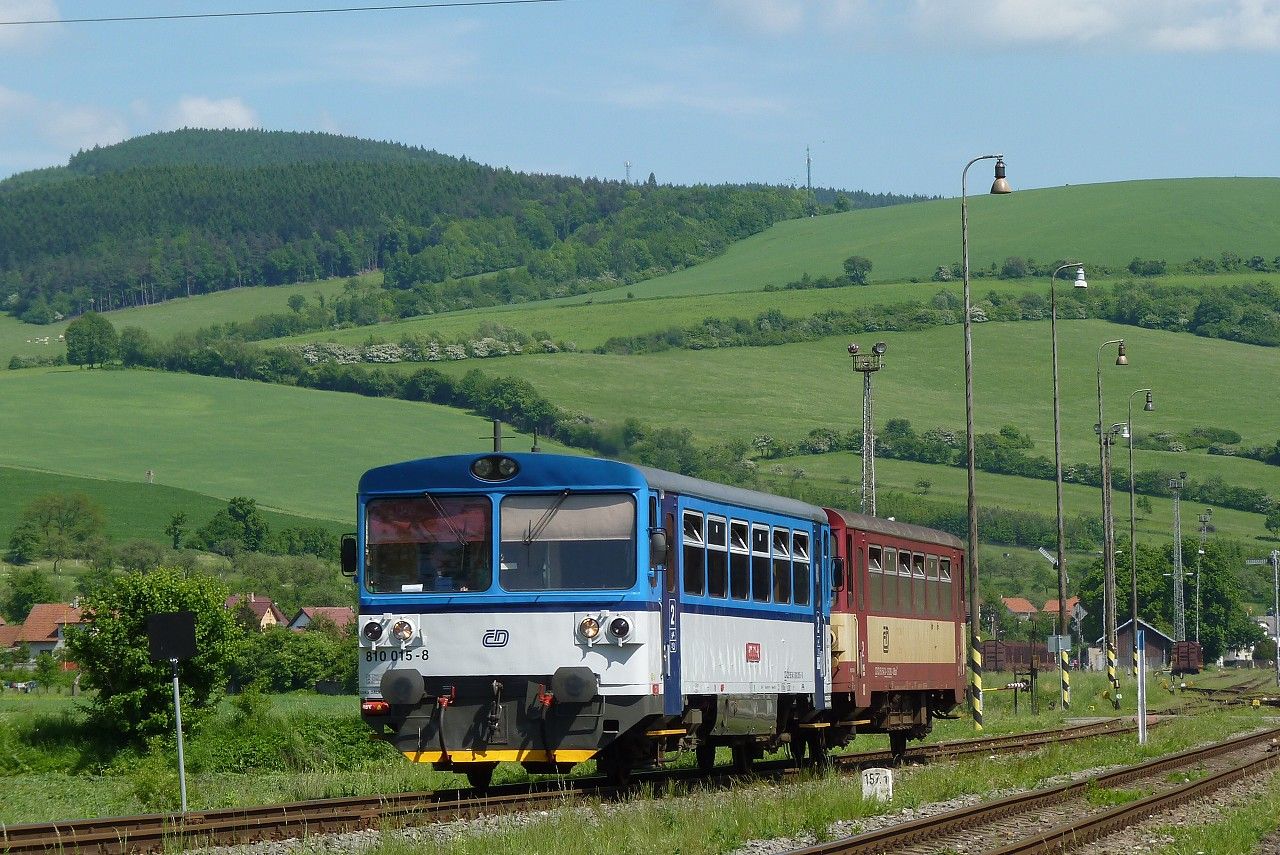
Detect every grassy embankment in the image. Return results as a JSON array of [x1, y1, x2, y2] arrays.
[[3, 671, 1272, 849]]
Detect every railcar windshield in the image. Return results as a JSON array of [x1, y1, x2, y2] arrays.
[[499, 493, 636, 591], [365, 495, 492, 594]]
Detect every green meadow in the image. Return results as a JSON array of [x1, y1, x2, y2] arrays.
[[417, 319, 1280, 465], [560, 177, 1280, 302], [0, 368, 566, 524]]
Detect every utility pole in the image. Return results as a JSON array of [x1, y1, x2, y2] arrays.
[[1196, 508, 1212, 643], [1170, 472, 1187, 641], [1247, 550, 1280, 687]]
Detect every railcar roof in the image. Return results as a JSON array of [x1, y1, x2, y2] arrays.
[[827, 508, 964, 551], [634, 464, 829, 524]]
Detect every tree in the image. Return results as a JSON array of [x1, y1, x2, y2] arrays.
[[1266, 507, 1280, 538], [11, 493, 106, 572], [2, 567, 57, 623], [64, 311, 119, 367], [165, 512, 188, 549], [64, 567, 241, 742], [842, 255, 873, 285], [194, 497, 269, 555]]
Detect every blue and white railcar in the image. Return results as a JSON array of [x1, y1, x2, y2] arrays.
[[349, 452, 832, 786]]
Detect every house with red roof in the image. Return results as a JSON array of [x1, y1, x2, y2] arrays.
[[16, 603, 84, 658], [224, 593, 287, 631], [287, 606, 355, 633], [1000, 596, 1039, 621], [1042, 597, 1086, 625], [0, 623, 21, 652]]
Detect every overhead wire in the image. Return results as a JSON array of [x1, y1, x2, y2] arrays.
[[0, 0, 573, 26]]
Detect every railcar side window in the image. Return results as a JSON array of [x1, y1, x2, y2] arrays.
[[882, 548, 896, 612], [927, 555, 940, 617], [707, 516, 728, 598], [682, 511, 706, 596], [939, 557, 952, 581], [365, 495, 493, 594], [772, 529, 792, 603], [751, 525, 772, 602], [729, 521, 751, 599], [898, 551, 913, 577], [792, 532, 811, 606], [499, 493, 636, 591], [869, 544, 884, 610], [868, 546, 883, 573]]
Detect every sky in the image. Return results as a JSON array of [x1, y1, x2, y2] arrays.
[[1, 0, 1278, 196]]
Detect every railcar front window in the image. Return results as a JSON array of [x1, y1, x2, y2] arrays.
[[500, 493, 636, 591], [365, 496, 492, 594]]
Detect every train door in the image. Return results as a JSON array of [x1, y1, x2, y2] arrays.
[[660, 493, 682, 716], [830, 524, 859, 694]]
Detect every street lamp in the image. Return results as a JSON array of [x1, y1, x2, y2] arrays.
[[1196, 507, 1212, 643], [1169, 471, 1188, 641], [1096, 339, 1127, 706], [849, 342, 887, 516], [1126, 388, 1153, 675], [961, 153, 1011, 731], [1049, 262, 1086, 709]]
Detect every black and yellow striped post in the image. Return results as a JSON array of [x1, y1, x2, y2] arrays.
[[1132, 646, 1139, 679], [970, 633, 984, 731], [1060, 648, 1070, 710], [1107, 643, 1119, 709]]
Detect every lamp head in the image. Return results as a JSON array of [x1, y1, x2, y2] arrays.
[[1119, 423, 1131, 439], [872, 341, 887, 355], [1144, 391, 1154, 411], [847, 342, 859, 355], [1115, 340, 1128, 365], [1074, 267, 1088, 289], [990, 159, 1012, 195]]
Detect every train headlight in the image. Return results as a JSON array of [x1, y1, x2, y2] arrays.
[[579, 616, 601, 640], [471, 455, 519, 482], [362, 620, 384, 642], [392, 620, 415, 642], [608, 616, 631, 642]]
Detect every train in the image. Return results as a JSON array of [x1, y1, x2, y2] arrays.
[[344, 452, 967, 787]]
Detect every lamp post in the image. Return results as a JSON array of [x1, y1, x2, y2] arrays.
[[1125, 388, 1154, 675], [961, 153, 1011, 731], [1169, 471, 1188, 641], [1049, 262, 1087, 709], [1096, 339, 1127, 706], [848, 342, 887, 516], [1196, 508, 1212, 643]]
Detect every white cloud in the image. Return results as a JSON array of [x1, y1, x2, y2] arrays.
[[708, 0, 872, 36], [40, 104, 128, 151], [165, 96, 259, 130], [0, 0, 60, 50], [704, 1, 1280, 51], [606, 82, 784, 117]]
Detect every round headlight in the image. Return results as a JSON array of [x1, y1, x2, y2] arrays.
[[472, 457, 497, 479], [362, 620, 384, 642], [497, 457, 519, 477], [609, 617, 631, 639], [392, 620, 414, 641], [579, 617, 601, 639]]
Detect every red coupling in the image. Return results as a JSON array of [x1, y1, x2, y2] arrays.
[[536, 683, 555, 708], [437, 685, 457, 708]]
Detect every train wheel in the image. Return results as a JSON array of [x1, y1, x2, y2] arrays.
[[696, 742, 717, 771], [805, 731, 830, 769], [889, 731, 908, 766], [465, 763, 497, 789]]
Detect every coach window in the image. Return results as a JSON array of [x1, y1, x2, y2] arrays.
[[682, 511, 706, 596], [730, 521, 751, 599], [926, 555, 940, 617], [707, 516, 728, 598], [772, 529, 792, 603], [882, 548, 897, 612], [868, 544, 884, 610], [751, 524, 772, 602], [792, 532, 811, 606], [912, 553, 926, 613], [940, 556, 953, 611]]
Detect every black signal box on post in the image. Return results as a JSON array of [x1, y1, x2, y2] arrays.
[[147, 611, 197, 663]]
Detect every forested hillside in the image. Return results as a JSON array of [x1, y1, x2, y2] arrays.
[[0, 129, 930, 326]]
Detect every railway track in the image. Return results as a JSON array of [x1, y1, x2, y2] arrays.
[[786, 726, 1280, 855], [0, 718, 1135, 853]]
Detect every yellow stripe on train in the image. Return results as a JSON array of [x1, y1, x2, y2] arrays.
[[866, 617, 958, 664], [403, 748, 598, 764]]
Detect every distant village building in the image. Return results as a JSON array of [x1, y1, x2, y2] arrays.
[[224, 593, 286, 631], [1000, 597, 1039, 621], [17, 603, 84, 660], [287, 606, 355, 633]]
